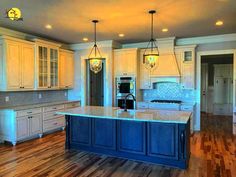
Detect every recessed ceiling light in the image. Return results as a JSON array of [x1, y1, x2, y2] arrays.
[[45, 24, 52, 29], [162, 28, 168, 32], [83, 37, 88, 41], [215, 20, 223, 26], [119, 33, 125, 37]]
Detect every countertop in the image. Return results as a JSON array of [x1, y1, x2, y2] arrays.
[[57, 106, 191, 124], [0, 100, 80, 111]]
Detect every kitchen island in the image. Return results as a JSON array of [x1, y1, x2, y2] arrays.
[[57, 106, 191, 169]]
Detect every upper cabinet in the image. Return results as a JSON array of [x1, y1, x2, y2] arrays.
[[114, 48, 139, 77], [175, 45, 196, 89], [59, 49, 74, 89], [139, 49, 152, 89], [0, 36, 35, 91], [34, 39, 61, 89]]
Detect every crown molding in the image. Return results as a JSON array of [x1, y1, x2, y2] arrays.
[[70, 40, 121, 50], [176, 33, 236, 46]]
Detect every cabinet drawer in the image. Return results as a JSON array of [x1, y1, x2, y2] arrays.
[[43, 117, 65, 132], [65, 102, 80, 109], [43, 109, 65, 121], [137, 102, 148, 109], [180, 105, 194, 112], [16, 108, 41, 117], [43, 104, 64, 112]]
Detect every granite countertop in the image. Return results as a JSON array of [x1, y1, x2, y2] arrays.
[[0, 100, 80, 111], [57, 106, 191, 124]]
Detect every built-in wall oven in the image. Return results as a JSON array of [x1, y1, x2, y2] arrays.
[[116, 77, 136, 109]]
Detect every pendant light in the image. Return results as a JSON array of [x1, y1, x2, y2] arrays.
[[88, 20, 103, 74], [143, 10, 159, 70]]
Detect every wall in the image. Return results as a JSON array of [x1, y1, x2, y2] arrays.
[[0, 90, 68, 108], [68, 41, 117, 106]]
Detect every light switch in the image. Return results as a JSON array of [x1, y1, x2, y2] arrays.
[[5, 96, 9, 102], [38, 93, 42, 99]]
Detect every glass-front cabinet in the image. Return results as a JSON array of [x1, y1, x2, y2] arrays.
[[35, 40, 60, 89]]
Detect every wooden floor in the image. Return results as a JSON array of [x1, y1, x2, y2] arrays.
[[0, 116, 235, 177]]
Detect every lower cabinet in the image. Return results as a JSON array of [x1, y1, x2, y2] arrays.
[[92, 119, 116, 150], [66, 116, 190, 169], [117, 120, 146, 155], [16, 113, 43, 145], [70, 116, 91, 146], [147, 123, 178, 160]]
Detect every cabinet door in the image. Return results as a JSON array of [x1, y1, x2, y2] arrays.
[[66, 53, 74, 88], [59, 51, 66, 88], [117, 120, 146, 154], [139, 49, 152, 89], [21, 44, 35, 89], [16, 116, 29, 140], [59, 51, 74, 88], [114, 50, 137, 76], [6, 41, 21, 89], [92, 119, 116, 150], [147, 123, 178, 160], [50, 48, 59, 88], [30, 114, 42, 136], [38, 46, 48, 88], [181, 63, 194, 89], [70, 116, 91, 146]]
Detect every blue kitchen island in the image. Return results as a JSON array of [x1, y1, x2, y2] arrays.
[[57, 106, 191, 169]]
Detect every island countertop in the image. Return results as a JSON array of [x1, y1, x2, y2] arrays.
[[57, 106, 191, 124]]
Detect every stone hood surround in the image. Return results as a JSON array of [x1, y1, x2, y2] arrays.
[[150, 37, 181, 83], [57, 106, 191, 124]]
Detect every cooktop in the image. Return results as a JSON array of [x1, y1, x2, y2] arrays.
[[150, 100, 182, 104]]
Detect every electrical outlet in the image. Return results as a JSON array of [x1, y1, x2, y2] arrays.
[[38, 93, 42, 99], [5, 96, 9, 102], [64, 92, 67, 97]]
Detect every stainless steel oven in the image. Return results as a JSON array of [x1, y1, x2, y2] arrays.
[[116, 77, 136, 97], [115, 77, 136, 109]]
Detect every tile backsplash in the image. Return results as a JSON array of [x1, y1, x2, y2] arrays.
[[142, 82, 196, 102], [0, 90, 68, 107]]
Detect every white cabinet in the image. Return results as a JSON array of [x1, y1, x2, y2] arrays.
[[59, 49, 74, 89], [213, 64, 233, 116], [16, 113, 42, 141], [0, 36, 35, 91], [139, 49, 152, 89], [114, 48, 138, 76], [181, 63, 195, 89], [35, 39, 61, 89], [16, 116, 29, 140], [175, 45, 196, 89], [0, 101, 80, 145]]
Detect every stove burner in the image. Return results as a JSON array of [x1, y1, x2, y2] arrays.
[[151, 100, 182, 104]]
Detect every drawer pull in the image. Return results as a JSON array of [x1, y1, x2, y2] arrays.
[[28, 116, 32, 119], [54, 123, 58, 125]]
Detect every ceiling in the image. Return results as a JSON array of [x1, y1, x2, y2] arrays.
[[0, 0, 236, 44]]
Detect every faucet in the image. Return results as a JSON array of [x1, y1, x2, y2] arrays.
[[124, 93, 136, 112]]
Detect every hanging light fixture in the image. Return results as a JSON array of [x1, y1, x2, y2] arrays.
[[88, 20, 103, 74], [143, 10, 159, 70]]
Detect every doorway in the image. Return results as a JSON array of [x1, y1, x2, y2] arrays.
[[86, 60, 105, 106], [200, 54, 233, 133]]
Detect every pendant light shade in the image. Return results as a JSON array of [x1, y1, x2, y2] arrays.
[[88, 20, 103, 74], [143, 10, 159, 70]]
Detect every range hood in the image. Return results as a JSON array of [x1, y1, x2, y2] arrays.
[[149, 37, 180, 83]]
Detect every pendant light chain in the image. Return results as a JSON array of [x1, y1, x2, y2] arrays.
[[151, 11, 154, 52], [88, 20, 103, 74], [143, 10, 159, 70]]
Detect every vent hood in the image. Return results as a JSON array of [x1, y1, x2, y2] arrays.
[[149, 37, 180, 83]]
